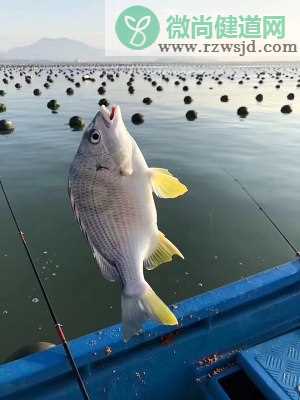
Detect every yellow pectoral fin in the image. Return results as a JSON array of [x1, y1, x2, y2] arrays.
[[150, 168, 188, 199], [144, 231, 184, 270]]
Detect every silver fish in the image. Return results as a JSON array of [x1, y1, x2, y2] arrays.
[[68, 105, 188, 340]]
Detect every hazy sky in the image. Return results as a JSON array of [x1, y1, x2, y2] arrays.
[[0, 0, 104, 51], [1, 0, 300, 60]]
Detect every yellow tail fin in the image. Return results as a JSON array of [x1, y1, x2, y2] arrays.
[[144, 288, 178, 325], [150, 168, 188, 198], [122, 284, 178, 341]]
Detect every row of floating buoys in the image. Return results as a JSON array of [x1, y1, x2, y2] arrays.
[[1, 64, 300, 132]]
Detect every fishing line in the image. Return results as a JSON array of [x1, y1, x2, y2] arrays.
[[0, 179, 91, 400], [223, 170, 300, 257]]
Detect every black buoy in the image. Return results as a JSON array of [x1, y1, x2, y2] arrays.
[[220, 95, 229, 102], [15, 83, 21, 89], [0, 119, 14, 134], [156, 85, 163, 91], [143, 97, 152, 105], [47, 99, 60, 111], [186, 110, 197, 121], [98, 98, 109, 107], [131, 113, 144, 125], [128, 86, 135, 94], [44, 82, 50, 89], [237, 106, 249, 118], [184, 96, 193, 104], [281, 105, 292, 114], [0, 103, 6, 113], [69, 116, 85, 130], [256, 94, 263, 102], [66, 87, 74, 96], [33, 89, 41, 96], [287, 93, 294, 100], [182, 85, 189, 92], [0, 90, 6, 96], [98, 87, 106, 95], [75, 82, 81, 88]]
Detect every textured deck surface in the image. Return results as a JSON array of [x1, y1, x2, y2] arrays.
[[240, 329, 300, 400]]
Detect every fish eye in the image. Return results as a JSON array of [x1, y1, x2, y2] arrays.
[[89, 129, 101, 144]]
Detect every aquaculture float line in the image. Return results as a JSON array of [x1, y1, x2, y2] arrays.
[[0, 179, 91, 400], [224, 170, 300, 257]]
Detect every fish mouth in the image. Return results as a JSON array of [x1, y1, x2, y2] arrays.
[[100, 105, 117, 125], [110, 106, 116, 120]]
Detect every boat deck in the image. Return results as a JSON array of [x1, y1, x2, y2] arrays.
[[239, 329, 300, 399], [1, 258, 300, 399], [199, 328, 300, 399]]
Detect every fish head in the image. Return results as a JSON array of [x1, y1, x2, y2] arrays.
[[78, 105, 134, 176]]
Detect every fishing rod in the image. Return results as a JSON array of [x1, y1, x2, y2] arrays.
[[0, 180, 91, 400], [224, 170, 300, 257]]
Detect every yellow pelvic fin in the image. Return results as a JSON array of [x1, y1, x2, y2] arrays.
[[144, 231, 184, 270], [144, 288, 178, 326], [150, 168, 188, 199]]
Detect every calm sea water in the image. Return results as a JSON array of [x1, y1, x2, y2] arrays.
[[0, 63, 300, 361]]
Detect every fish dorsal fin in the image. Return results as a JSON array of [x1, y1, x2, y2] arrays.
[[144, 231, 184, 270], [93, 248, 119, 282], [149, 168, 188, 198]]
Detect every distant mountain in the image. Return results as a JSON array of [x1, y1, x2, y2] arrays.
[[1, 38, 298, 64], [2, 38, 105, 62], [0, 37, 220, 64]]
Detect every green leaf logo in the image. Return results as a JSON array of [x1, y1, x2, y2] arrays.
[[116, 6, 160, 50]]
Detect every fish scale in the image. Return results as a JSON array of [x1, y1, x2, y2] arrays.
[[72, 176, 122, 265], [77, 171, 137, 274]]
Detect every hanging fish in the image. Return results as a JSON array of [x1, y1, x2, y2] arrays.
[[68, 105, 188, 340]]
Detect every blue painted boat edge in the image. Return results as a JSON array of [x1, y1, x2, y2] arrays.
[[0, 257, 300, 397]]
